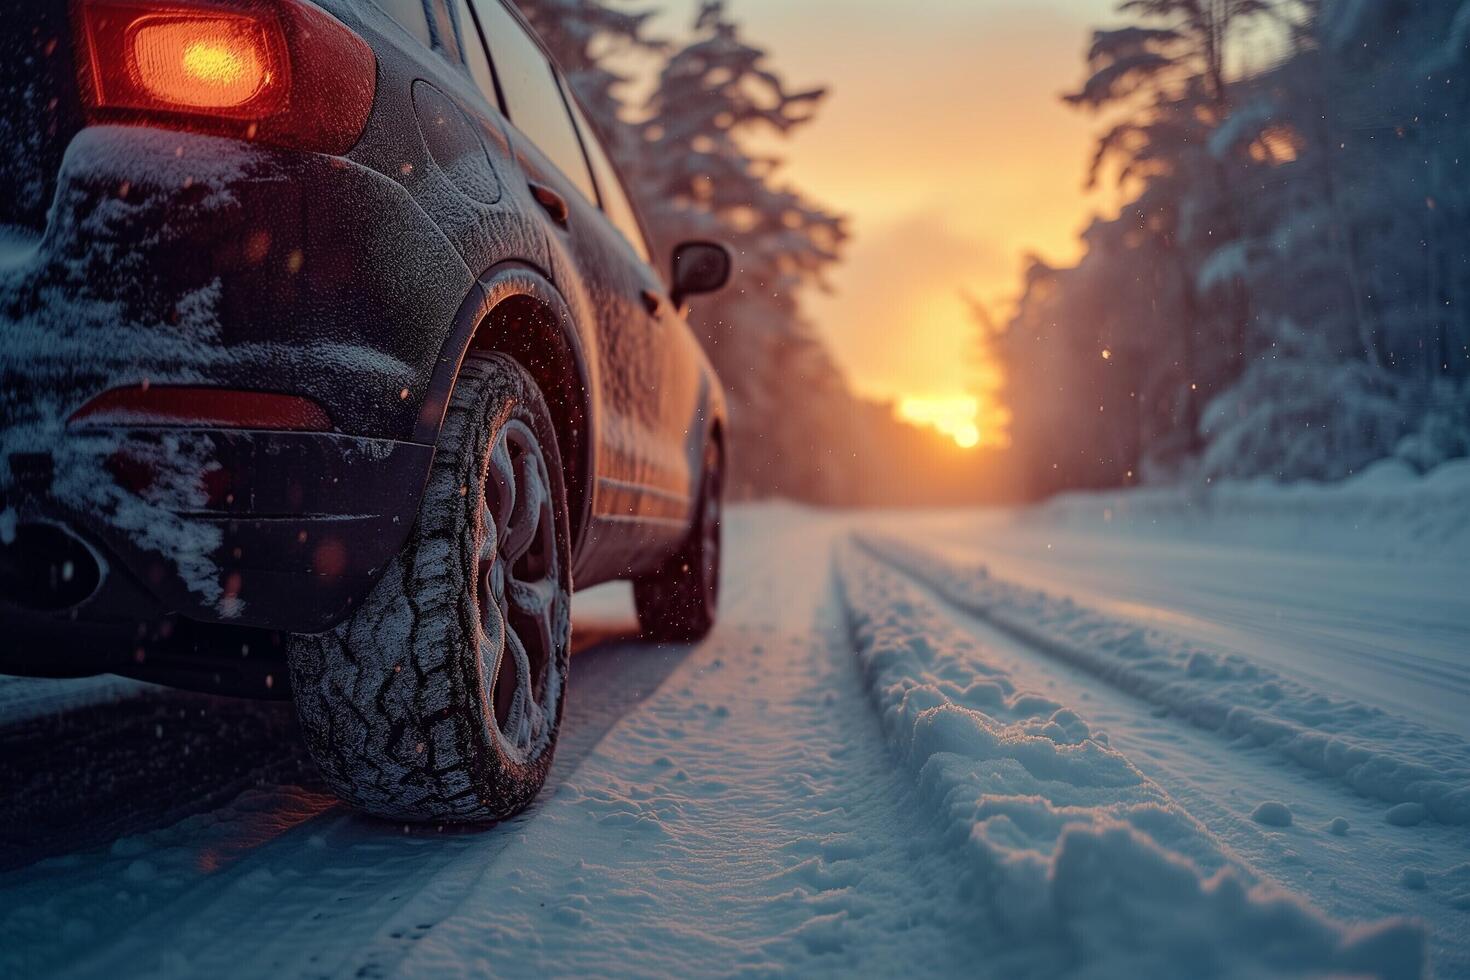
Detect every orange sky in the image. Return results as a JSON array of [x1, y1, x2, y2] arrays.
[[705, 0, 1121, 445]]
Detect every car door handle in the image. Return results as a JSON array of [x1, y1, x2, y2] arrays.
[[640, 288, 663, 315], [528, 181, 569, 227]]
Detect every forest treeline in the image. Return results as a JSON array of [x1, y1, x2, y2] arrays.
[[994, 0, 1470, 496], [513, 0, 1009, 505], [514, 0, 1466, 505]]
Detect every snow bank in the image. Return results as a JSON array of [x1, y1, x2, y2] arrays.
[[1029, 460, 1470, 562], [855, 533, 1470, 826], [835, 544, 1425, 978]]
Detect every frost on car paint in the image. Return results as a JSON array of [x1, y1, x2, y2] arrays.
[[0, 126, 417, 610], [1, 128, 251, 605]]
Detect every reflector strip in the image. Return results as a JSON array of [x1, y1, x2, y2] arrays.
[[69, 386, 334, 431]]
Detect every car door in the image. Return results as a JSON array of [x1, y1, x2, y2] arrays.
[[558, 80, 703, 534], [467, 0, 681, 571]]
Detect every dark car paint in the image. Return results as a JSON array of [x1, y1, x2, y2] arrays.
[[0, 0, 725, 686], [351, 0, 724, 569]]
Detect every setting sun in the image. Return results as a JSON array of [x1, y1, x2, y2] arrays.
[[897, 395, 981, 449]]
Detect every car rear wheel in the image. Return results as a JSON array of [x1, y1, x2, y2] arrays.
[[288, 352, 571, 822], [634, 440, 722, 643]]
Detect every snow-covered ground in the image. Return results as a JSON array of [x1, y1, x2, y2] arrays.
[[1, 478, 1466, 978]]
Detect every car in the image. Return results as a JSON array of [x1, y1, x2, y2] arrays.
[[0, 0, 732, 822]]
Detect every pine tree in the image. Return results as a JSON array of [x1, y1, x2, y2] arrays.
[[1065, 1, 1277, 465], [516, 0, 852, 499], [999, 0, 1470, 490], [631, 2, 848, 497]]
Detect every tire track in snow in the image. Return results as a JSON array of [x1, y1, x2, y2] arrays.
[[0, 622, 700, 978], [854, 532, 1470, 826], [893, 512, 1470, 728], [860, 544, 1470, 975], [0, 692, 327, 874], [3, 509, 987, 977], [833, 542, 1425, 978], [388, 510, 990, 977]]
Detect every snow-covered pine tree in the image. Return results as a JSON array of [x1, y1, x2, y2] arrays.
[[1000, 0, 1470, 492], [1064, 1, 1276, 470], [1189, 0, 1470, 479]]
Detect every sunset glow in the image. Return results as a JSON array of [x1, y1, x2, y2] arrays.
[[897, 395, 981, 449], [711, 0, 1117, 444]]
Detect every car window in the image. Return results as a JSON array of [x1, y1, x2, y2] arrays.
[[372, 0, 433, 48], [562, 82, 653, 267], [470, 0, 597, 204], [451, 0, 499, 107], [427, 0, 460, 60]]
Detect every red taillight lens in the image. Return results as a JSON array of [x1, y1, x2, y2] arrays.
[[77, 0, 376, 154], [130, 15, 281, 111], [84, 7, 288, 117]]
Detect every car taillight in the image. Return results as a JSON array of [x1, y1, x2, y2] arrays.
[[76, 0, 376, 154], [126, 13, 283, 113]]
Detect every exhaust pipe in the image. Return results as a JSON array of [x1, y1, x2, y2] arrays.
[[0, 521, 105, 612]]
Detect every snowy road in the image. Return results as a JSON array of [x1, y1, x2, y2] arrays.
[[879, 510, 1470, 733], [2, 489, 1466, 978]]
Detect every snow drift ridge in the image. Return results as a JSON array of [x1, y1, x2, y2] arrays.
[[834, 543, 1424, 978], [854, 532, 1470, 826]]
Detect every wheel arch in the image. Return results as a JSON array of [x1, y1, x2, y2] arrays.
[[417, 263, 598, 561]]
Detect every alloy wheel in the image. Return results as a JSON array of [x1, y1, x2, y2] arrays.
[[476, 419, 560, 760]]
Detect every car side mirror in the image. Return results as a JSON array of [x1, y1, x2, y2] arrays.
[[670, 241, 731, 308]]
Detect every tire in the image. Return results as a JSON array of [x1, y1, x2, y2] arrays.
[[634, 439, 722, 643], [288, 353, 571, 822]]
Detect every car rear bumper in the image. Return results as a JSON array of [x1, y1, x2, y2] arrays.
[[1, 426, 431, 640], [0, 122, 472, 676]]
